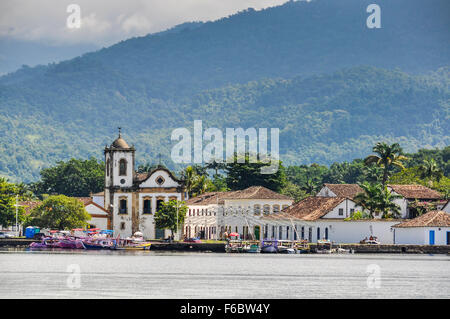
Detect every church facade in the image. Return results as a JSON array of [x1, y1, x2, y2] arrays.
[[103, 131, 186, 239]]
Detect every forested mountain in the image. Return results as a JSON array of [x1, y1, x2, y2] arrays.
[[0, 0, 449, 182]]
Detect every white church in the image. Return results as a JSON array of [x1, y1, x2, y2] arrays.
[[100, 130, 186, 239]]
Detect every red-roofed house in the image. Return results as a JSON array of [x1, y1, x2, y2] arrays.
[[392, 210, 450, 245]]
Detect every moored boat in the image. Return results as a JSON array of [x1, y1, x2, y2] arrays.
[[261, 240, 278, 253]]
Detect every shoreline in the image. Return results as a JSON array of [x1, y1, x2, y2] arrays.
[[1, 239, 449, 254]]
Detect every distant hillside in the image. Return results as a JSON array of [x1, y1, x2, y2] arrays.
[[1, 66, 448, 182], [1, 0, 449, 96], [0, 0, 449, 182]]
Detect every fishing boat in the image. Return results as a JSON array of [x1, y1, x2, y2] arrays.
[[225, 240, 242, 253], [110, 238, 152, 250], [277, 240, 296, 254], [315, 240, 334, 254], [260, 240, 278, 253], [58, 238, 84, 249], [294, 240, 310, 254], [241, 241, 261, 253], [335, 247, 351, 254], [29, 240, 48, 249], [82, 238, 115, 250]]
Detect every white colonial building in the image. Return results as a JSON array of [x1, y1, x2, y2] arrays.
[[184, 186, 293, 240], [258, 183, 445, 244], [77, 197, 109, 230], [262, 196, 399, 244], [392, 210, 450, 245], [99, 131, 186, 239]]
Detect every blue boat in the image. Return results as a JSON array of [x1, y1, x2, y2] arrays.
[[260, 240, 278, 253]]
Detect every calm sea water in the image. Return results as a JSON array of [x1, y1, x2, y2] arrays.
[[0, 249, 448, 299]]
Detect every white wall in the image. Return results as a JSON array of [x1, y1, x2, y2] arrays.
[[262, 219, 398, 244], [316, 186, 336, 197], [84, 204, 108, 230], [185, 198, 293, 240], [138, 192, 182, 240], [113, 193, 132, 238], [394, 227, 450, 245], [443, 202, 450, 213], [139, 170, 180, 188], [112, 151, 134, 187], [322, 199, 359, 219]]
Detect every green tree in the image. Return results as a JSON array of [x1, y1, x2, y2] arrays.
[[280, 182, 307, 202], [388, 166, 449, 199], [181, 166, 197, 197], [225, 154, 286, 192], [364, 142, 408, 186], [353, 182, 402, 219], [0, 178, 26, 227], [137, 163, 158, 173], [154, 200, 187, 237], [419, 158, 443, 183], [32, 158, 105, 197], [205, 160, 226, 176], [181, 166, 215, 197], [30, 195, 91, 230]]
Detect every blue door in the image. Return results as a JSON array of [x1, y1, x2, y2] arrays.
[[429, 230, 435, 245]]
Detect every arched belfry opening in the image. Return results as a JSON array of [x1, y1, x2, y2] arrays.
[[119, 158, 127, 176]]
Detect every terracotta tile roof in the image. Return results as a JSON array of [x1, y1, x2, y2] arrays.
[[186, 186, 292, 206], [393, 210, 450, 228], [75, 197, 93, 205], [220, 186, 292, 200], [388, 184, 442, 200], [92, 191, 104, 196], [135, 172, 150, 182], [185, 192, 225, 206], [73, 197, 109, 214], [279, 196, 346, 221], [321, 184, 363, 199], [18, 201, 41, 215]]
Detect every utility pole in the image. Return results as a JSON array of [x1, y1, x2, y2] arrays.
[[14, 195, 19, 236]]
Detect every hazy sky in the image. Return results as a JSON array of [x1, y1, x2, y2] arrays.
[[0, 0, 290, 46]]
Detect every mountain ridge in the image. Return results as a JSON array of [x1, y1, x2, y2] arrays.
[[0, 0, 449, 182]]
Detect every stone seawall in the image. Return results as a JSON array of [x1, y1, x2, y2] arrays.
[[0, 239, 37, 247], [328, 243, 450, 254], [0, 239, 448, 254], [149, 242, 226, 252]]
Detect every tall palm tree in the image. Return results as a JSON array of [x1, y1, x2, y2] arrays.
[[192, 175, 209, 197], [364, 142, 408, 186], [182, 166, 197, 197], [419, 158, 443, 183]]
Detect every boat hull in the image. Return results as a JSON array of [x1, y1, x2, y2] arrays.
[[261, 245, 277, 254]]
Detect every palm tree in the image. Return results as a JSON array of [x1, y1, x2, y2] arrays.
[[353, 183, 381, 218], [182, 166, 197, 197], [301, 176, 321, 195], [377, 187, 402, 218], [354, 182, 402, 219], [364, 142, 408, 186], [192, 175, 210, 197], [419, 158, 443, 183]]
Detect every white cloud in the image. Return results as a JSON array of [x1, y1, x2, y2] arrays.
[[0, 0, 289, 46]]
